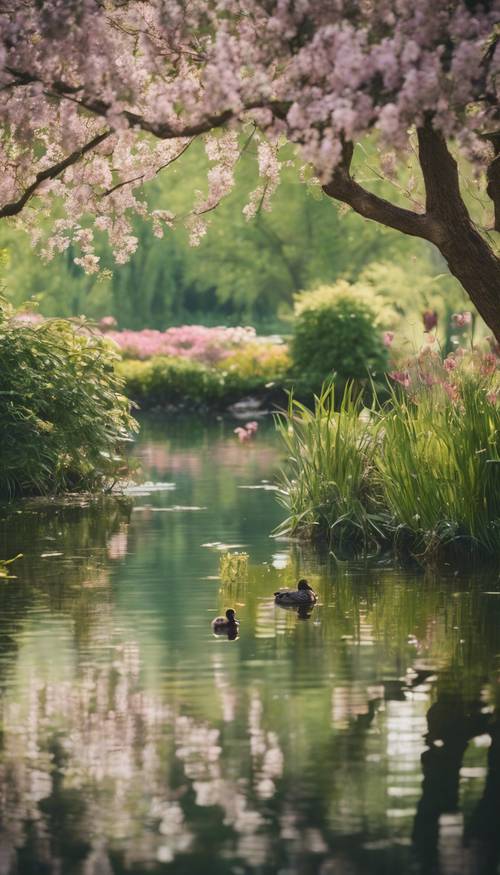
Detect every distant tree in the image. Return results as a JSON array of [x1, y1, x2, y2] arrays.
[[0, 2, 498, 337]]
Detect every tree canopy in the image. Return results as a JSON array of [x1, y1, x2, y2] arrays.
[[0, 2, 498, 335]]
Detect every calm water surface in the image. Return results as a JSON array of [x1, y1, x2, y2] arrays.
[[0, 416, 499, 875]]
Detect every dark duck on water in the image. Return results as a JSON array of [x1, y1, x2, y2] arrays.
[[211, 608, 239, 636], [274, 579, 317, 606]]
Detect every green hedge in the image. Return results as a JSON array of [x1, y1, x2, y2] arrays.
[[0, 300, 137, 497], [117, 356, 289, 409]]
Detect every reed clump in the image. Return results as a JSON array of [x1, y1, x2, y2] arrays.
[[275, 349, 499, 564]]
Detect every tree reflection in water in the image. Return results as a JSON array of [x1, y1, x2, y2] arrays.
[[0, 423, 499, 874]]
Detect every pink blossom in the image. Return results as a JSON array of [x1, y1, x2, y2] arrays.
[[444, 356, 457, 371], [104, 325, 261, 364], [234, 427, 251, 443], [442, 382, 459, 403], [99, 316, 117, 331], [245, 421, 259, 433], [480, 353, 497, 376], [486, 390, 498, 404], [390, 370, 411, 389], [383, 331, 394, 348], [451, 311, 472, 328], [486, 336, 500, 357]]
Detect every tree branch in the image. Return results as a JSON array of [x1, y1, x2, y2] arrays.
[[322, 141, 434, 241], [0, 130, 110, 219]]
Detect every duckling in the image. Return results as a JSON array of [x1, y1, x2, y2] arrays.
[[274, 579, 317, 606], [211, 608, 239, 635]]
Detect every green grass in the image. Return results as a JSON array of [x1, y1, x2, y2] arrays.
[[275, 372, 500, 564], [274, 384, 384, 554]]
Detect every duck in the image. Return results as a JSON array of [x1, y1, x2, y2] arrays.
[[274, 579, 317, 606], [211, 608, 239, 636]]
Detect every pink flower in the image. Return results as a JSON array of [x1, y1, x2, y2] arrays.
[[234, 427, 251, 442], [442, 382, 459, 403], [99, 315, 117, 331], [486, 390, 498, 405], [451, 311, 472, 328], [390, 370, 411, 389], [383, 331, 394, 348], [480, 353, 497, 376], [245, 421, 259, 433], [423, 310, 438, 333], [486, 336, 500, 357], [444, 356, 457, 371]]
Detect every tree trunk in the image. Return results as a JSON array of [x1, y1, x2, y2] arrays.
[[322, 127, 500, 344], [437, 225, 500, 343]]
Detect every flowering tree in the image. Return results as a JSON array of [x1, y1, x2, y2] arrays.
[[0, 1, 499, 338]]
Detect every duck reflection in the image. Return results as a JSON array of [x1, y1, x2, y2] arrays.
[[274, 601, 316, 621]]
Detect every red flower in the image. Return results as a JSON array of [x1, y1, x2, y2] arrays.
[[423, 310, 438, 332]]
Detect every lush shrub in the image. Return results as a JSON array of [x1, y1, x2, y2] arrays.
[[118, 344, 291, 409], [290, 281, 388, 394], [217, 342, 290, 383], [276, 347, 500, 563], [117, 356, 226, 408], [0, 300, 137, 498]]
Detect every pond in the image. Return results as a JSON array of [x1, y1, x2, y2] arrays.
[[0, 415, 499, 875]]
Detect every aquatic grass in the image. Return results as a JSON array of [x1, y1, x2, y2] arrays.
[[376, 372, 500, 559], [274, 383, 384, 553], [219, 551, 249, 584], [0, 555, 21, 579], [275, 352, 500, 564]]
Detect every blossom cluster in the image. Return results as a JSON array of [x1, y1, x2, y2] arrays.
[[0, 1, 497, 271], [105, 324, 276, 365], [390, 345, 499, 406]]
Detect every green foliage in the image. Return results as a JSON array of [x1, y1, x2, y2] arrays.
[[377, 373, 500, 560], [0, 300, 137, 497], [276, 366, 500, 563], [275, 384, 381, 553], [117, 356, 226, 408], [290, 281, 388, 394], [219, 551, 249, 584], [118, 347, 291, 409], [0, 141, 424, 329], [0, 555, 21, 579]]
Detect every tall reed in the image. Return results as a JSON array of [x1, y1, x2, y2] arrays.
[[275, 356, 500, 563], [274, 384, 383, 552]]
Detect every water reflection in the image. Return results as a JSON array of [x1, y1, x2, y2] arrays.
[[0, 417, 498, 874]]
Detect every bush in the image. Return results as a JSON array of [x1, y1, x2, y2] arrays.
[[217, 342, 290, 383], [117, 356, 226, 408], [118, 345, 291, 410], [0, 300, 137, 497], [291, 281, 388, 394]]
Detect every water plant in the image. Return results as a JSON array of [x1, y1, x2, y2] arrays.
[[276, 348, 500, 563], [0, 299, 137, 498], [219, 551, 249, 585], [274, 384, 383, 553], [377, 349, 500, 560], [0, 555, 21, 579]]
